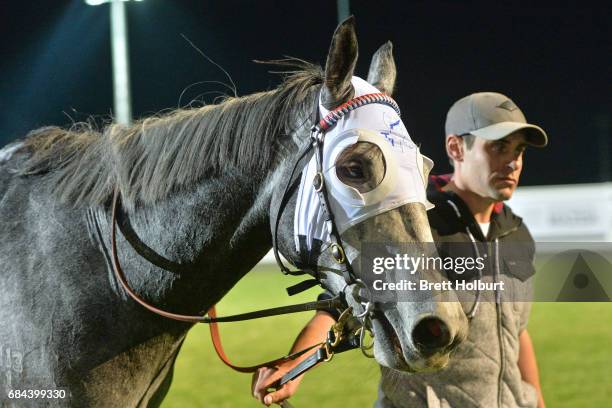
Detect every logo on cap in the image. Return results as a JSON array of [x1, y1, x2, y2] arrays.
[[497, 100, 518, 112]]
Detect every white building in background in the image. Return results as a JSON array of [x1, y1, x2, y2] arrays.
[[508, 182, 612, 242]]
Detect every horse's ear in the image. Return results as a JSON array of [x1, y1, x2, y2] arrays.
[[321, 16, 358, 110], [367, 41, 396, 96]]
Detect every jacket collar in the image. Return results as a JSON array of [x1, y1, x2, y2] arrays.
[[427, 174, 523, 241]]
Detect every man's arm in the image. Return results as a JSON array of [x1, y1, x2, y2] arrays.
[[518, 329, 545, 408], [251, 311, 336, 406]]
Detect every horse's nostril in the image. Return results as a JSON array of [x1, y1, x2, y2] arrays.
[[412, 317, 452, 355]]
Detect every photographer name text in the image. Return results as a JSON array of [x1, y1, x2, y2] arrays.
[[372, 279, 504, 291]]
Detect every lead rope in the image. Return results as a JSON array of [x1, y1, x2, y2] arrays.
[[208, 304, 323, 373]]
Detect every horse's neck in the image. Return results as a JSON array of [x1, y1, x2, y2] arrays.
[[66, 167, 280, 405], [107, 170, 275, 313]]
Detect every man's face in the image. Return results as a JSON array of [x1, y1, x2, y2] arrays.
[[460, 132, 527, 201]]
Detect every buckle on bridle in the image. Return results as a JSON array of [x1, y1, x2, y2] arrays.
[[330, 243, 346, 264], [356, 301, 373, 319], [313, 172, 324, 192]]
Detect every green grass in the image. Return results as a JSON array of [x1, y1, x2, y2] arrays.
[[162, 266, 612, 407]]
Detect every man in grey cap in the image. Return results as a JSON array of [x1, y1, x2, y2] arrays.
[[442, 91, 547, 201], [372, 91, 548, 407], [252, 92, 548, 407]]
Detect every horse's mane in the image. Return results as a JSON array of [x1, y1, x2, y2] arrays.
[[17, 60, 323, 209]]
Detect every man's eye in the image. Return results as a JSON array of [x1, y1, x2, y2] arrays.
[[492, 143, 507, 153]]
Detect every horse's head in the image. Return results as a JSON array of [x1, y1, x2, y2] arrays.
[[272, 17, 467, 372]]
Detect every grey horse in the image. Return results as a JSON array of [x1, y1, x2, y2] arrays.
[[0, 18, 467, 407]]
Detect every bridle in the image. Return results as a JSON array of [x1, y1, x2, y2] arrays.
[[270, 91, 402, 354], [273, 92, 401, 295], [109, 90, 401, 380]]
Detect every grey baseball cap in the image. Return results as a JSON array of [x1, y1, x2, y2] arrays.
[[445, 92, 548, 147]]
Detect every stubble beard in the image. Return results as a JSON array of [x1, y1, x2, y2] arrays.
[[487, 182, 514, 201]]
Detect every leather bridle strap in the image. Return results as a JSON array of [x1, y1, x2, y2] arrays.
[[110, 188, 345, 323], [272, 139, 316, 277], [310, 126, 357, 285], [110, 188, 350, 373], [207, 305, 323, 373]]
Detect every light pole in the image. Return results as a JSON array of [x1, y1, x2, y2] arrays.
[[337, 0, 350, 23], [85, 0, 143, 125]]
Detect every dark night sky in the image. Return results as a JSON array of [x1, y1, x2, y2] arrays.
[[0, 1, 610, 185]]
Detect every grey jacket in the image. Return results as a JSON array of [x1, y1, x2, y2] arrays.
[[375, 178, 538, 408]]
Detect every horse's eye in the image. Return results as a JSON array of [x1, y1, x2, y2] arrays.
[[334, 142, 384, 193], [338, 160, 365, 180]]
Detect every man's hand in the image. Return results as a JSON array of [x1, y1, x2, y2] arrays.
[[250, 311, 336, 406], [251, 366, 302, 406], [518, 329, 545, 408]]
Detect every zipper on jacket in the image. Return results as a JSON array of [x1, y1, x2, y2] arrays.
[[495, 238, 506, 407]]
